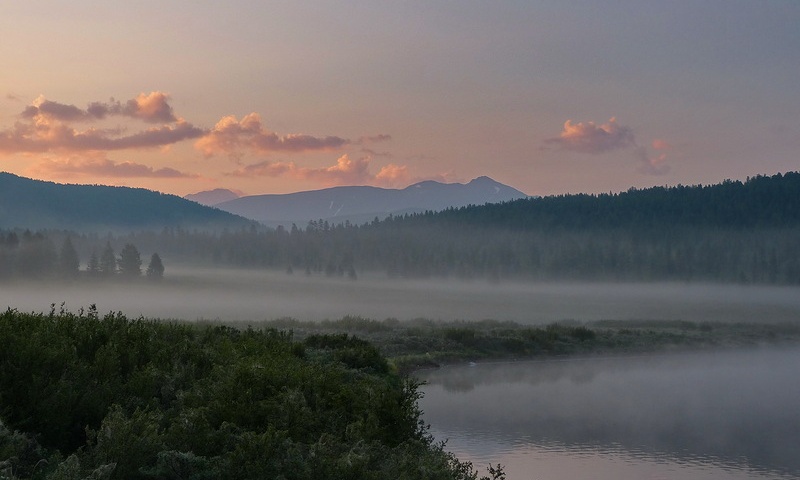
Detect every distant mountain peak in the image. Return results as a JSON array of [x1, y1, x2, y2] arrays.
[[469, 175, 493, 183], [185, 188, 241, 206], [215, 176, 528, 227]]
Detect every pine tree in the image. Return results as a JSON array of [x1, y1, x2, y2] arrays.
[[146, 253, 164, 280], [100, 242, 117, 276], [58, 236, 80, 279], [87, 248, 100, 276], [118, 244, 142, 278]]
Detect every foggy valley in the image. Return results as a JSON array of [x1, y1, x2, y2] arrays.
[[4, 267, 800, 325], [4, 2, 800, 478], [3, 172, 800, 479]]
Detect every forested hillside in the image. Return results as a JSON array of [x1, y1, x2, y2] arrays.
[[413, 172, 800, 230], [3, 173, 799, 284], [0, 173, 253, 231], [135, 172, 800, 284]]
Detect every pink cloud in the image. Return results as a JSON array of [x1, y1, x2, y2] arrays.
[[225, 154, 418, 188], [375, 164, 410, 187], [196, 113, 349, 157], [0, 116, 204, 153], [1, 92, 202, 154], [544, 118, 673, 175], [30, 154, 198, 179], [545, 117, 635, 154], [20, 92, 178, 123], [123, 91, 177, 123], [22, 97, 90, 122]]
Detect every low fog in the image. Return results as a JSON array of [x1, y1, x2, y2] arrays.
[[2, 267, 800, 324]]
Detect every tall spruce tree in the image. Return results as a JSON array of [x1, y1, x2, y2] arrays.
[[86, 248, 100, 276], [118, 243, 142, 277], [146, 253, 164, 280], [58, 236, 80, 279], [100, 242, 117, 276]]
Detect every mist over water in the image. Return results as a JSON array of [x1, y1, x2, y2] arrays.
[[4, 267, 800, 479], [417, 347, 800, 480], [2, 267, 800, 324]]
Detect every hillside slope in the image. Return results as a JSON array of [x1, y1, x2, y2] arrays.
[[0, 172, 253, 231]]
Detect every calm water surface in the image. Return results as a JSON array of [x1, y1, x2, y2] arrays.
[[417, 347, 800, 480]]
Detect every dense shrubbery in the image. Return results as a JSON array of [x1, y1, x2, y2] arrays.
[[0, 309, 493, 480]]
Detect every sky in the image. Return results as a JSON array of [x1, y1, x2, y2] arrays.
[[2, 1, 799, 197]]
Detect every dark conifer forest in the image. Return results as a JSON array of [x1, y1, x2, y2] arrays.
[[2, 172, 799, 284]]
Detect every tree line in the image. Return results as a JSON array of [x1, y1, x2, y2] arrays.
[[0, 230, 164, 282], [4, 172, 799, 284], [88, 173, 800, 284]]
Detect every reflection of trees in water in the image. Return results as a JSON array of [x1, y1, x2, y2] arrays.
[[419, 348, 800, 477]]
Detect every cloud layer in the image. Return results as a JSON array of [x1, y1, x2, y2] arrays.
[[1, 92, 399, 185], [196, 113, 350, 157], [225, 154, 411, 187], [2, 92, 203, 154]]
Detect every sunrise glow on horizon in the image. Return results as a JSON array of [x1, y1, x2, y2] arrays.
[[2, 2, 798, 198]]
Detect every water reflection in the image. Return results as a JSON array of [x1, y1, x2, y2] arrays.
[[417, 347, 800, 479]]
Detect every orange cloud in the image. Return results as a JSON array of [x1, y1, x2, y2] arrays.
[[375, 164, 410, 186], [545, 117, 635, 154], [30, 154, 198, 179], [2, 92, 202, 154], [196, 113, 349, 157], [124, 91, 177, 123], [21, 91, 177, 123], [0, 117, 204, 153], [225, 154, 414, 188]]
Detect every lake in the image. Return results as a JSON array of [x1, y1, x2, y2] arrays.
[[417, 347, 800, 480]]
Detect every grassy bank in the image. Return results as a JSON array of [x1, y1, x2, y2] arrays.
[[251, 316, 800, 374]]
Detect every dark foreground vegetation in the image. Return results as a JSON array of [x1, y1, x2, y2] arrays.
[[0, 309, 501, 480], [3, 308, 798, 479]]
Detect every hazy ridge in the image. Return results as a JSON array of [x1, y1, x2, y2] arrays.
[[0, 172, 253, 232], [203, 176, 528, 227]]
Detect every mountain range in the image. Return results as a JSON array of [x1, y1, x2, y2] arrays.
[[0, 172, 253, 232], [187, 177, 528, 227]]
